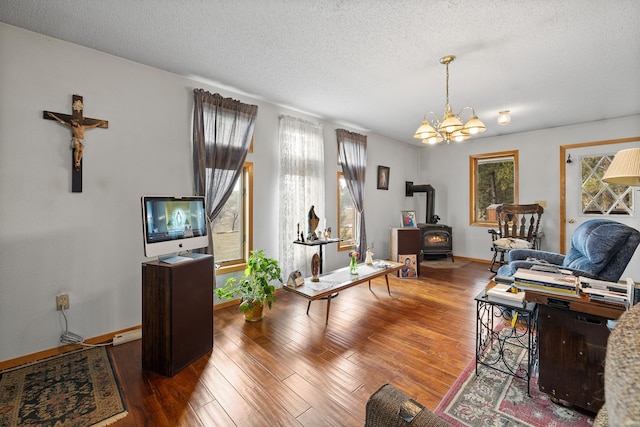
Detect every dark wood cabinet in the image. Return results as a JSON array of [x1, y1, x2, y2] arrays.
[[142, 254, 214, 377], [529, 291, 625, 413], [390, 228, 421, 276]]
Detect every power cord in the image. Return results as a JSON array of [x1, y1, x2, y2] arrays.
[[59, 307, 112, 347]]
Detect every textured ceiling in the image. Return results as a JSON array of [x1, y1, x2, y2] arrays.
[[2, 0, 640, 145]]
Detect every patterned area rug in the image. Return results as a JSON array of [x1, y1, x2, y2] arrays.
[[434, 330, 594, 426], [0, 346, 128, 427], [421, 259, 471, 269]]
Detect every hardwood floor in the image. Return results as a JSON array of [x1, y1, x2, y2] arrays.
[[109, 261, 492, 427]]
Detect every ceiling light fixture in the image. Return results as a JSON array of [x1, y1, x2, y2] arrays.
[[497, 110, 511, 126], [414, 55, 486, 145]]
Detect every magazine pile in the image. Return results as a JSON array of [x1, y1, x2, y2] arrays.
[[513, 267, 579, 297], [486, 283, 526, 307], [579, 277, 635, 309]]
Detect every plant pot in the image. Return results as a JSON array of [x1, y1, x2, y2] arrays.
[[244, 303, 264, 322]]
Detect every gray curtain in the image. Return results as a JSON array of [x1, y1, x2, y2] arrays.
[[192, 89, 258, 256], [336, 129, 367, 260]]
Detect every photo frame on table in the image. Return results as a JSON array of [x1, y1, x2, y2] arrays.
[[398, 254, 418, 278], [377, 165, 390, 190], [401, 210, 417, 228]]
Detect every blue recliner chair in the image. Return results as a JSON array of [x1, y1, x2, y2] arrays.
[[497, 219, 640, 282]]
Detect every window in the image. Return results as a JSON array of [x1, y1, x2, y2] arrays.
[[470, 150, 518, 225], [337, 172, 357, 250], [581, 154, 634, 215], [211, 162, 253, 273]]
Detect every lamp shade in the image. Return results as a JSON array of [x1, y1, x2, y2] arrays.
[[461, 115, 487, 135], [414, 121, 438, 139], [602, 148, 640, 186]]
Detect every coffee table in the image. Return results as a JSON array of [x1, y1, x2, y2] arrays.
[[283, 261, 403, 324]]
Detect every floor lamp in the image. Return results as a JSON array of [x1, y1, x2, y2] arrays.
[[602, 147, 640, 287]]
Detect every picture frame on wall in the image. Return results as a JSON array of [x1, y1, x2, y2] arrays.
[[377, 165, 390, 190], [401, 210, 417, 228], [398, 254, 418, 278]]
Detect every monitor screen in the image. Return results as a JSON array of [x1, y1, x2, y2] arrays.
[[141, 195, 208, 258]]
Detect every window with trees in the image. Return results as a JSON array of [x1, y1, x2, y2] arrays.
[[211, 162, 253, 272], [337, 171, 357, 250], [581, 154, 634, 215], [470, 151, 518, 225]]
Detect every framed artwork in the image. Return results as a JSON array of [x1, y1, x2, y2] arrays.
[[398, 254, 418, 278], [377, 165, 390, 190], [401, 210, 417, 228]]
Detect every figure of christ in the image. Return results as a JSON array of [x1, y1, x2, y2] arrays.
[[47, 112, 106, 170]]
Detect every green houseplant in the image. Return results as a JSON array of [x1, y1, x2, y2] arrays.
[[215, 249, 283, 321]]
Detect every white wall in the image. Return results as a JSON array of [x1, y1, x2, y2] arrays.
[[2, 22, 638, 363], [0, 23, 420, 362], [417, 116, 640, 279]]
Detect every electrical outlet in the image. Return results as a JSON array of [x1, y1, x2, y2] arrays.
[[534, 200, 548, 208], [370, 241, 374, 249], [56, 294, 69, 311]]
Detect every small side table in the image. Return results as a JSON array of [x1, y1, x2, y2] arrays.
[[293, 238, 341, 274], [474, 288, 538, 395]]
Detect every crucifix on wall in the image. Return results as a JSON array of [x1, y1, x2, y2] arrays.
[[44, 94, 109, 192]]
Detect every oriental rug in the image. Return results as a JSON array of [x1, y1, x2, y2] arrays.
[[434, 330, 594, 426], [0, 346, 128, 427]]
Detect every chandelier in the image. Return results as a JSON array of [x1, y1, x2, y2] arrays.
[[413, 55, 486, 144]]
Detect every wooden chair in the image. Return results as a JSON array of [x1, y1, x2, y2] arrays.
[[488, 203, 544, 273]]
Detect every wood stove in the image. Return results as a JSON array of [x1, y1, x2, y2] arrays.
[[419, 224, 454, 261], [405, 181, 454, 261]]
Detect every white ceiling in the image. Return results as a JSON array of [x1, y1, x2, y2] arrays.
[[2, 0, 640, 145]]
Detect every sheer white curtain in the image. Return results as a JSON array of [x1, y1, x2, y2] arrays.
[[278, 115, 325, 278]]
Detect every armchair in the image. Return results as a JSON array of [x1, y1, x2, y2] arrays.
[[497, 219, 640, 282], [488, 203, 544, 273]]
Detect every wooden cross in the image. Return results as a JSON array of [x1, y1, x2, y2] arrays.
[[44, 94, 108, 192]]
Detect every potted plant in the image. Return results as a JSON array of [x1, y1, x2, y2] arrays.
[[215, 249, 283, 321]]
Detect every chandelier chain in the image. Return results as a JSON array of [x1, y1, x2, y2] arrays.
[[445, 62, 450, 107]]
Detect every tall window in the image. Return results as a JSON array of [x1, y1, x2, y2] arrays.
[[337, 172, 357, 250], [278, 115, 325, 277], [581, 154, 634, 215], [211, 162, 252, 273], [470, 150, 519, 225]]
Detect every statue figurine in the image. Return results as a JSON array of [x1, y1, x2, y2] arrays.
[[365, 249, 374, 265], [308, 205, 320, 236]]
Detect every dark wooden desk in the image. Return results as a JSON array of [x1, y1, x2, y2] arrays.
[[525, 290, 625, 413], [283, 261, 402, 324], [142, 254, 213, 377]]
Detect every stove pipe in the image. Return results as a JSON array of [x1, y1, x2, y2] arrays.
[[405, 182, 437, 224]]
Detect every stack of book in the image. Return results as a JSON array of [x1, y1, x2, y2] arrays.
[[513, 268, 579, 297], [487, 284, 526, 307], [579, 277, 634, 308]]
